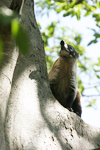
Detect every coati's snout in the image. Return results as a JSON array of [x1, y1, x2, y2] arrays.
[[60, 40, 79, 59]]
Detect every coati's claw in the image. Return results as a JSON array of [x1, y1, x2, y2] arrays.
[[67, 107, 74, 112]]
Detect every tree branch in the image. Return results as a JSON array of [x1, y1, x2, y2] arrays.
[[85, 85, 100, 89], [82, 94, 100, 97]]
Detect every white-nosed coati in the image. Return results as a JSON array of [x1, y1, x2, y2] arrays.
[[48, 40, 82, 117]]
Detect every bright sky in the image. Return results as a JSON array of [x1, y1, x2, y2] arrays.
[[35, 3, 100, 128]]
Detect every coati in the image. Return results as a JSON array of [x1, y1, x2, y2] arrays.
[[48, 40, 82, 117]]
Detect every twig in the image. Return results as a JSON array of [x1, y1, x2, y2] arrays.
[[82, 94, 100, 97], [85, 85, 100, 89]]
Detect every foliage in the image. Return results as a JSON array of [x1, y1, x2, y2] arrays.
[[0, 6, 29, 57], [35, 0, 100, 107], [92, 148, 100, 150], [88, 24, 100, 45]]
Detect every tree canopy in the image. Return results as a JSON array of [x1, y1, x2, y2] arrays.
[[35, 0, 100, 107]]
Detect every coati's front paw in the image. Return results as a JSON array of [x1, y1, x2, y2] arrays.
[[75, 111, 81, 117], [67, 107, 74, 112]]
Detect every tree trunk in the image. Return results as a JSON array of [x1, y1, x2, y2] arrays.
[[0, 0, 100, 149]]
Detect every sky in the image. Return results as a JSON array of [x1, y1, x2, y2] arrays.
[[35, 2, 100, 128]]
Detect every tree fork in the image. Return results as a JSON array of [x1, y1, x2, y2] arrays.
[[0, 0, 100, 150]]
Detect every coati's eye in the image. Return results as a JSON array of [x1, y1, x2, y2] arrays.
[[70, 49, 73, 51]]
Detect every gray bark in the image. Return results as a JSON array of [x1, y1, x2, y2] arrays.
[[0, 0, 100, 150], [0, 1, 19, 149]]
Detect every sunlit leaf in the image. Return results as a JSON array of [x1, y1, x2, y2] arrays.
[[84, 11, 91, 17], [86, 99, 96, 108], [94, 87, 100, 93], [87, 104, 91, 107], [11, 19, 20, 37], [93, 13, 100, 22], [98, 58, 100, 63], [76, 9, 81, 20], [91, 99, 96, 105], [97, 1, 100, 8], [94, 63, 99, 66]]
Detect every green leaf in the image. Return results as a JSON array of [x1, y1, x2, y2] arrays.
[[94, 69, 100, 72], [96, 75, 100, 79], [98, 58, 100, 63], [92, 148, 100, 150], [94, 63, 99, 66], [94, 87, 100, 93], [91, 99, 96, 105], [76, 9, 81, 20], [63, 12, 71, 17], [93, 13, 100, 22], [88, 39, 97, 46], [37, 22, 41, 29], [84, 11, 91, 17], [77, 77, 84, 94], [11, 20, 29, 55], [94, 33, 100, 39], [0, 7, 19, 25], [87, 99, 96, 108], [11, 19, 20, 37], [97, 1, 100, 8], [87, 104, 91, 107], [78, 61, 87, 71]]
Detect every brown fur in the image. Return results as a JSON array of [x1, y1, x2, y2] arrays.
[[48, 41, 82, 117]]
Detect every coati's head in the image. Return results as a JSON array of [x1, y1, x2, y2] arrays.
[[60, 40, 79, 59]]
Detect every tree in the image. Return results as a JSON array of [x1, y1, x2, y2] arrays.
[[0, 0, 100, 149]]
